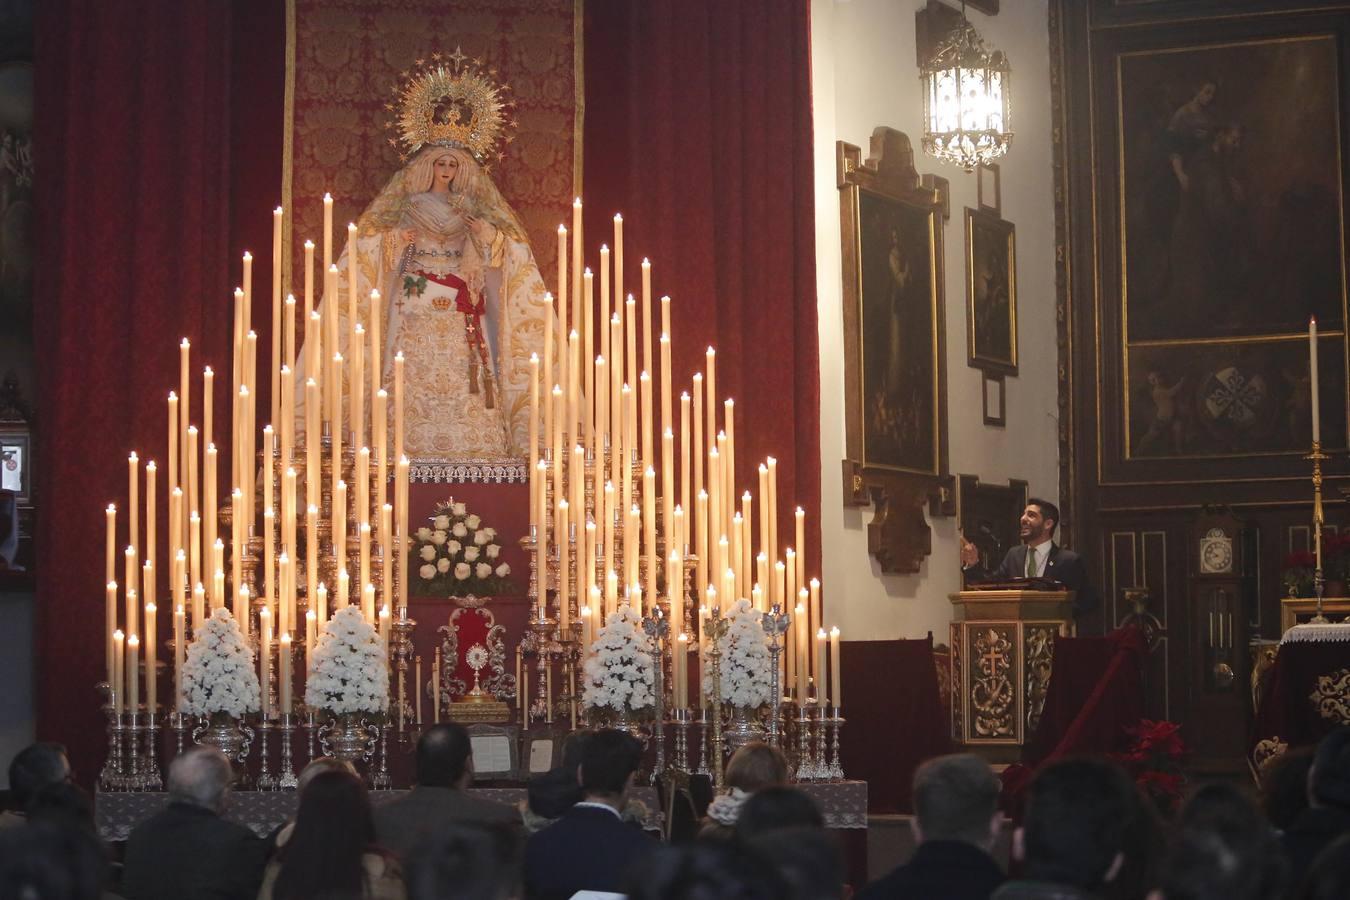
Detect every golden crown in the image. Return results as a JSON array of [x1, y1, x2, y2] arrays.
[[388, 48, 514, 164]]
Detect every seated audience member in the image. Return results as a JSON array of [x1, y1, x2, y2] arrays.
[[524, 728, 654, 900], [404, 821, 521, 900], [1259, 748, 1315, 834], [1296, 833, 1350, 900], [746, 826, 846, 900], [260, 769, 404, 900], [1145, 784, 1285, 900], [373, 724, 519, 859], [699, 742, 789, 840], [626, 840, 788, 900], [734, 786, 825, 841], [1282, 728, 1350, 877], [523, 730, 591, 833], [992, 758, 1136, 899], [263, 758, 357, 859], [2, 742, 71, 828], [0, 820, 109, 900], [121, 746, 265, 900], [858, 754, 1004, 900]]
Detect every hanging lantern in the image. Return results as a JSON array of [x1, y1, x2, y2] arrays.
[[920, 11, 1013, 171]]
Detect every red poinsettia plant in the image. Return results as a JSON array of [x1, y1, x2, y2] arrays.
[[1112, 719, 1187, 815]]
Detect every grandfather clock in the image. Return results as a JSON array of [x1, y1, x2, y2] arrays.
[[1186, 508, 1252, 770]]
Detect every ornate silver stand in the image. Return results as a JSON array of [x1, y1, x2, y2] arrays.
[[642, 611, 670, 781], [372, 723, 393, 789], [255, 720, 277, 790], [673, 707, 692, 771], [826, 708, 845, 780], [278, 713, 298, 789], [704, 607, 730, 789], [760, 606, 790, 749]]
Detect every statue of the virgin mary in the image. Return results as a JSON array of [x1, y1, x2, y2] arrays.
[[300, 54, 555, 470]]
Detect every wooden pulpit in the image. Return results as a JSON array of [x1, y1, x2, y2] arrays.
[[949, 589, 1075, 752]]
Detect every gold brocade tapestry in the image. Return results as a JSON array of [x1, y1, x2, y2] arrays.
[[288, 0, 579, 286]]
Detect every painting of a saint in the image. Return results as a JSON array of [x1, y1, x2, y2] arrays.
[[966, 208, 1016, 373], [1120, 36, 1344, 342], [857, 189, 939, 474]]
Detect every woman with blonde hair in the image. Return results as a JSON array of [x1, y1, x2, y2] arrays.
[[698, 742, 789, 840]]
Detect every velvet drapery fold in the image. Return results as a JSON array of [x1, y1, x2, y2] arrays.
[[33, 0, 284, 780], [581, 0, 821, 576]]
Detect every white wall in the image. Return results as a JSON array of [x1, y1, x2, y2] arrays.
[[812, 0, 1060, 641]]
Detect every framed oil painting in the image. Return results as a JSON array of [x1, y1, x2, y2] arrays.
[[1115, 31, 1347, 463], [839, 130, 947, 479], [966, 208, 1017, 374], [838, 127, 949, 574]]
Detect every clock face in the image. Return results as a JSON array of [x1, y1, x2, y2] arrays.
[[1200, 528, 1234, 574]]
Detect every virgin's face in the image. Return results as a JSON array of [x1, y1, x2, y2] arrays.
[[432, 154, 459, 190]]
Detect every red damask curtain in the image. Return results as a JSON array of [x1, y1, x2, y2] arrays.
[[33, 0, 284, 781], [581, 0, 821, 574]]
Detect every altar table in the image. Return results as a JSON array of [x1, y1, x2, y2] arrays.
[[1250, 623, 1350, 768], [94, 781, 867, 842]]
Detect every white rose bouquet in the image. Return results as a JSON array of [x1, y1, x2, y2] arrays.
[[305, 606, 390, 715], [702, 598, 773, 708], [582, 604, 656, 714], [180, 608, 261, 718], [409, 498, 514, 598]]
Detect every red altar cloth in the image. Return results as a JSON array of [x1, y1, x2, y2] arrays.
[[1251, 635, 1350, 761], [838, 637, 951, 813]]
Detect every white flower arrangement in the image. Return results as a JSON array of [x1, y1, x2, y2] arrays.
[[304, 606, 390, 715], [180, 608, 261, 718], [409, 498, 514, 597], [583, 604, 656, 713], [702, 599, 773, 708]]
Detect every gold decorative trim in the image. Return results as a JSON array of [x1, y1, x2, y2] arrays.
[[1310, 667, 1350, 724], [1253, 736, 1289, 771]]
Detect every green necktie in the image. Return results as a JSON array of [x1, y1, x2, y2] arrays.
[[1025, 548, 1036, 578]]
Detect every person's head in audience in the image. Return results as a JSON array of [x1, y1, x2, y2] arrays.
[[526, 730, 592, 825], [1309, 727, 1350, 812], [25, 782, 96, 837], [724, 742, 789, 795], [296, 756, 356, 795], [405, 821, 521, 900], [746, 826, 845, 900], [1144, 782, 1285, 900], [272, 769, 380, 900], [735, 786, 824, 840], [1297, 833, 1350, 900], [0, 822, 106, 900], [1259, 747, 1314, 831], [1015, 758, 1135, 892], [910, 753, 1002, 851], [579, 728, 643, 808], [626, 840, 787, 900], [416, 723, 474, 789], [7, 742, 70, 814], [166, 745, 234, 814]]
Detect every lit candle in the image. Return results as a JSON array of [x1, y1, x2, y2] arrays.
[[144, 602, 157, 716], [766, 457, 779, 564], [535, 459, 548, 619], [192, 582, 205, 636], [613, 214, 624, 326], [397, 456, 410, 615], [830, 626, 842, 709], [167, 393, 179, 551], [335, 480, 347, 587], [795, 603, 808, 701], [379, 605, 391, 657], [306, 609, 317, 659], [202, 366, 214, 449], [815, 628, 827, 708], [810, 578, 822, 665], [363, 581, 376, 625], [600, 245, 611, 367], [188, 511, 201, 603], [259, 606, 272, 719], [571, 198, 582, 333], [626, 296, 638, 400], [125, 549, 139, 637], [307, 504, 319, 624], [105, 581, 118, 687], [677, 632, 689, 709], [280, 632, 293, 714], [316, 582, 328, 624], [128, 453, 140, 583], [106, 504, 117, 586], [351, 323, 365, 450], [529, 353, 540, 531], [644, 466, 658, 603], [558, 498, 571, 627], [174, 604, 185, 711], [557, 227, 568, 339], [641, 259, 652, 380], [323, 193, 334, 269], [680, 393, 691, 543], [112, 630, 125, 715], [705, 348, 717, 452], [1310, 316, 1321, 444], [271, 208, 283, 425], [127, 634, 140, 712]]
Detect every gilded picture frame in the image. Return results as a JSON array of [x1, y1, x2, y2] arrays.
[[966, 207, 1018, 375]]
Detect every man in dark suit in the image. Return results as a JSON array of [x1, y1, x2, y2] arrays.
[[858, 754, 1005, 900], [960, 497, 1099, 618], [373, 723, 520, 859], [121, 746, 266, 900], [524, 728, 654, 900]]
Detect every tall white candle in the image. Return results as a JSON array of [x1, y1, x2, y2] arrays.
[[1310, 316, 1321, 444]]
